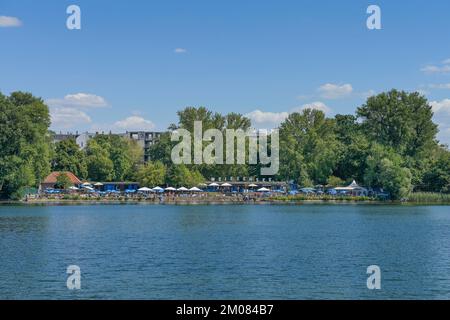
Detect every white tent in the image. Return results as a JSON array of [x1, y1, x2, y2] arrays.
[[152, 186, 164, 192], [189, 187, 202, 192], [177, 187, 188, 191], [334, 180, 368, 196], [221, 183, 232, 187], [93, 182, 104, 186], [208, 183, 219, 187], [81, 182, 92, 187], [165, 187, 177, 191], [138, 187, 152, 192], [248, 184, 258, 187], [257, 187, 270, 192]]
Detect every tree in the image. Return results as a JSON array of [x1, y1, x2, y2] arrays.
[[357, 90, 438, 155], [136, 161, 166, 187], [167, 164, 205, 187], [154, 107, 251, 181], [333, 115, 369, 182], [89, 135, 143, 181], [148, 132, 175, 166], [0, 91, 51, 199], [362, 143, 413, 199], [379, 159, 412, 200], [55, 173, 73, 189], [86, 140, 114, 181], [421, 147, 450, 192], [327, 176, 345, 187], [52, 139, 88, 179], [279, 109, 339, 185]]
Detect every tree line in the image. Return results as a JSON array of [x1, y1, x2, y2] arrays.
[[1, 90, 449, 200]]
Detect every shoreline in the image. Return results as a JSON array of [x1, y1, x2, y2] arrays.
[[1, 199, 450, 206]]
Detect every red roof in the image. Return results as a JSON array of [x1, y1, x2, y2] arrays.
[[43, 172, 82, 184]]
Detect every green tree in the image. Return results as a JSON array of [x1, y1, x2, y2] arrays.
[[90, 135, 143, 181], [55, 172, 73, 189], [136, 161, 167, 187], [379, 158, 413, 200], [52, 139, 88, 179], [333, 114, 369, 182], [0, 91, 51, 199], [279, 109, 338, 185], [357, 90, 438, 154], [327, 176, 345, 187], [167, 164, 205, 187], [421, 147, 450, 192], [86, 140, 114, 181]]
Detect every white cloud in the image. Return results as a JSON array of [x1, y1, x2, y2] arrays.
[[421, 64, 450, 74], [361, 89, 376, 98], [174, 48, 187, 54], [431, 99, 450, 114], [429, 83, 450, 90], [246, 102, 332, 129], [442, 58, 450, 64], [113, 116, 155, 131], [50, 107, 92, 129], [0, 16, 22, 27], [293, 101, 332, 114], [430, 99, 450, 145], [317, 83, 353, 99], [245, 110, 289, 127], [46, 93, 109, 109]]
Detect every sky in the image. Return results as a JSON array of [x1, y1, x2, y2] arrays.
[[1, 0, 450, 144]]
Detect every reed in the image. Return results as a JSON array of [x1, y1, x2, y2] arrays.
[[408, 192, 450, 203]]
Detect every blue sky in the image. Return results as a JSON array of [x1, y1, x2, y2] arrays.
[[1, 0, 450, 144]]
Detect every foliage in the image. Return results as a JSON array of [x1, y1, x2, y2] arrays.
[[55, 172, 73, 189], [52, 138, 88, 179], [327, 176, 345, 187], [86, 139, 114, 181], [408, 192, 450, 203], [2, 89, 450, 202], [167, 164, 205, 187], [136, 161, 166, 187], [0, 91, 51, 199], [279, 109, 339, 184], [91, 135, 143, 181]]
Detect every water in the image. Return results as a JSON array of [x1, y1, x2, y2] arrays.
[[0, 204, 450, 299]]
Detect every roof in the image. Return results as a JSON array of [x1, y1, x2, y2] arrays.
[[43, 172, 82, 184]]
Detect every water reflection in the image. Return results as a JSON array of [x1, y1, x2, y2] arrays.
[[0, 204, 449, 299]]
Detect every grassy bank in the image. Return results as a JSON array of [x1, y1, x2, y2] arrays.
[[271, 194, 376, 202], [2, 192, 449, 206], [408, 192, 450, 203]]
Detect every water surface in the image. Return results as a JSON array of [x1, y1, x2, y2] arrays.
[[0, 204, 449, 299]]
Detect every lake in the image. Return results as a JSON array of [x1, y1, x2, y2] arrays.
[[0, 204, 449, 299]]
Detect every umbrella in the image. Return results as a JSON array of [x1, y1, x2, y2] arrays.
[[81, 182, 92, 187], [93, 182, 104, 186], [208, 183, 219, 187], [189, 187, 202, 192], [221, 183, 232, 187], [165, 187, 177, 191], [152, 186, 164, 192], [138, 187, 152, 192], [257, 187, 270, 192], [177, 187, 188, 191], [248, 184, 258, 187]]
